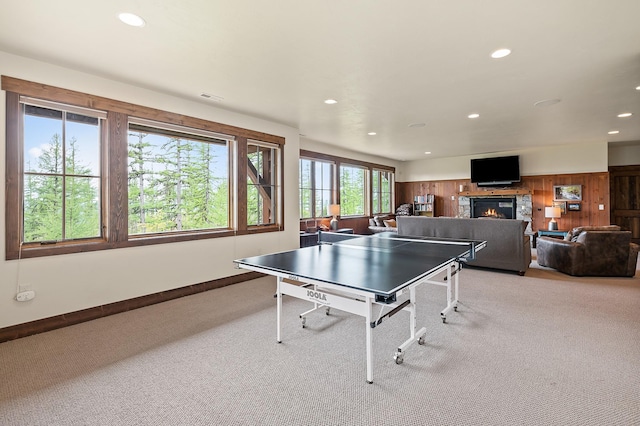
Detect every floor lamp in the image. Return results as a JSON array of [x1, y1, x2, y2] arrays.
[[329, 204, 340, 230], [545, 206, 561, 230]]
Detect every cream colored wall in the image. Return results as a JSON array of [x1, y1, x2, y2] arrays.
[[0, 51, 300, 329], [300, 138, 402, 169], [608, 141, 640, 166], [397, 142, 609, 182]]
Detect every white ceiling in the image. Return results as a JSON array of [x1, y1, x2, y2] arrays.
[[1, 1, 639, 161]]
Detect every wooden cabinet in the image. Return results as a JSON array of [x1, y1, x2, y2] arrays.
[[413, 194, 434, 216]]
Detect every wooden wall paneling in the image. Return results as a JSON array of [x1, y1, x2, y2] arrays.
[[397, 172, 610, 232]]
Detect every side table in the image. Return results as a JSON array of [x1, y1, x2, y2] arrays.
[[533, 229, 568, 248]]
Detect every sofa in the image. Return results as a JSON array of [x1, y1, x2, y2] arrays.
[[536, 225, 639, 277], [368, 215, 398, 233], [397, 216, 531, 275]]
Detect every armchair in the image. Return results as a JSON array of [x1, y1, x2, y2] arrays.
[[537, 226, 639, 277]]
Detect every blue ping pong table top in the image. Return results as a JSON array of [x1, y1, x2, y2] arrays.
[[235, 234, 483, 296]]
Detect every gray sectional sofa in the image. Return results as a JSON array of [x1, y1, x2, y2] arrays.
[[397, 216, 531, 275]]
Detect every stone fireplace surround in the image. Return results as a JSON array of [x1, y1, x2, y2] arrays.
[[458, 190, 533, 234]]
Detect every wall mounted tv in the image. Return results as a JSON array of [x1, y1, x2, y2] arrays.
[[470, 155, 520, 187]]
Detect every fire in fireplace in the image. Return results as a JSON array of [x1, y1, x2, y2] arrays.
[[470, 197, 516, 219]]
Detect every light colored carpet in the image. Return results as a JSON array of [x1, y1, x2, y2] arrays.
[[1, 252, 639, 425]]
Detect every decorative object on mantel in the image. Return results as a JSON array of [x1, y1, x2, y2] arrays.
[[553, 185, 582, 201], [568, 202, 581, 211], [329, 204, 340, 230], [545, 206, 561, 230]]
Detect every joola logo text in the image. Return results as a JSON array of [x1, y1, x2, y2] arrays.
[[307, 290, 327, 301]]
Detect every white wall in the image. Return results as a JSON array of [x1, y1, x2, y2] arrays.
[[300, 138, 402, 169], [0, 51, 300, 329], [398, 142, 609, 182], [608, 141, 640, 166]]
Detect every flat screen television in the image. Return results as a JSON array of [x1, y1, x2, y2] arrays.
[[470, 155, 520, 187]]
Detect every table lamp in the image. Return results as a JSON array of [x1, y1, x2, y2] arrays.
[[329, 204, 340, 230], [545, 206, 561, 230]]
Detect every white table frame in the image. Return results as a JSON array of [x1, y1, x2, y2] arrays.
[[237, 257, 465, 384]]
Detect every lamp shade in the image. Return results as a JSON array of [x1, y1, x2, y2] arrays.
[[545, 206, 561, 219], [329, 204, 341, 216]]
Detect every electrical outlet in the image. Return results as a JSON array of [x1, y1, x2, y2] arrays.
[[16, 290, 36, 302], [598, 204, 605, 210]]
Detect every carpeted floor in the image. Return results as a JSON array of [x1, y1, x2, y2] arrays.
[[1, 253, 639, 425]]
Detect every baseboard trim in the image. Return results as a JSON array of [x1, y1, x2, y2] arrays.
[[0, 271, 265, 344]]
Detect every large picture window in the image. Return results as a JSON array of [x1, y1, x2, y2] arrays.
[[127, 120, 230, 235], [3, 77, 285, 259]]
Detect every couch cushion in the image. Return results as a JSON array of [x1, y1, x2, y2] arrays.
[[565, 225, 621, 242]]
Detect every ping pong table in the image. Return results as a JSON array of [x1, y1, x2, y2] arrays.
[[234, 233, 486, 383]]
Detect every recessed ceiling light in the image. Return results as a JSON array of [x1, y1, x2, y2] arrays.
[[468, 113, 480, 119], [617, 112, 633, 118], [534, 98, 562, 108], [424, 151, 431, 155], [608, 130, 620, 135], [636, 86, 640, 91], [324, 99, 337, 104], [408, 122, 426, 128], [491, 48, 511, 59], [368, 132, 377, 136], [118, 12, 146, 27]]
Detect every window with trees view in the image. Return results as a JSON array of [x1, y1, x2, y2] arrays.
[[299, 150, 394, 220], [247, 142, 279, 226], [3, 77, 284, 260], [339, 164, 366, 216], [372, 169, 393, 214], [299, 158, 334, 219], [127, 120, 230, 235], [22, 101, 104, 243]]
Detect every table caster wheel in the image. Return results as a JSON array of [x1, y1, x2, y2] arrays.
[[441, 316, 447, 323], [301, 317, 306, 328], [325, 307, 330, 315], [394, 352, 404, 365], [418, 335, 426, 345], [453, 306, 458, 312]]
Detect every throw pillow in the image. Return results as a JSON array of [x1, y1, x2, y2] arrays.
[[395, 204, 413, 216], [383, 219, 397, 228]]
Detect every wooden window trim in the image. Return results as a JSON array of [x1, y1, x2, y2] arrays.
[[3, 77, 285, 260]]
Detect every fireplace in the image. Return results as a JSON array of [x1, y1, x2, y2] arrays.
[[470, 197, 516, 219]]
